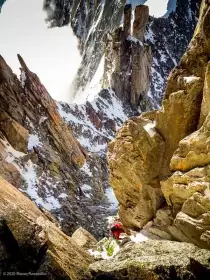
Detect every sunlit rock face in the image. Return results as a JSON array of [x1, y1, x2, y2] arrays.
[[89, 240, 210, 279], [108, 0, 210, 249], [43, 0, 126, 93], [0, 177, 93, 278]]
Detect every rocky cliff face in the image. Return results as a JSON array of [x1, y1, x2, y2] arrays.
[[0, 176, 93, 279], [43, 0, 200, 109], [108, 0, 210, 249], [104, 4, 152, 109], [103, 0, 200, 110], [0, 54, 118, 239], [146, 0, 201, 108], [43, 0, 126, 93]]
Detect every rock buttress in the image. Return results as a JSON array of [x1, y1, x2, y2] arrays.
[[0, 176, 93, 279], [108, 0, 210, 248]]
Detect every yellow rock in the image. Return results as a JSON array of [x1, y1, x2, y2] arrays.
[[0, 110, 29, 153], [107, 0, 210, 237], [72, 227, 97, 249], [108, 116, 165, 228], [0, 176, 93, 279], [171, 114, 210, 172], [199, 61, 210, 126]]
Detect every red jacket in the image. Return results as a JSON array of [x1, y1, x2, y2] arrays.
[[110, 222, 124, 240]]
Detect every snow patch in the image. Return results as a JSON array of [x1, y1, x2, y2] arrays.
[[130, 231, 149, 242], [145, 27, 155, 44], [81, 184, 92, 192], [127, 35, 143, 46], [28, 134, 42, 150], [20, 70, 26, 88], [18, 161, 61, 211], [105, 187, 118, 210], [143, 121, 156, 137], [81, 162, 93, 177], [39, 116, 48, 125], [2, 139, 61, 211], [59, 193, 68, 199], [74, 55, 105, 104], [183, 76, 199, 83]]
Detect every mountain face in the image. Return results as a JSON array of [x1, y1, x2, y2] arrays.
[[56, 0, 200, 227], [44, 0, 200, 109], [103, 4, 152, 110], [43, 0, 126, 93], [108, 0, 210, 249], [146, 0, 201, 108], [0, 55, 120, 239]]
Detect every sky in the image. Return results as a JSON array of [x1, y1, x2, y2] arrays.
[[0, 0, 81, 102], [0, 0, 176, 102], [129, 0, 176, 16]]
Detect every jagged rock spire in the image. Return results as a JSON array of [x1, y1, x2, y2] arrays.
[[104, 4, 152, 109]]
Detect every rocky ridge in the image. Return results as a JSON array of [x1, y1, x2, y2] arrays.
[[108, 0, 210, 249], [43, 0, 126, 93], [43, 0, 200, 108], [103, 4, 152, 110], [0, 54, 117, 239], [146, 0, 201, 108], [0, 176, 93, 279]]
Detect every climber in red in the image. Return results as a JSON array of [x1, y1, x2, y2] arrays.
[[110, 221, 125, 240]]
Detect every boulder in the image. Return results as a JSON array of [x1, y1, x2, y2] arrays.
[[0, 176, 93, 279], [72, 227, 97, 249], [170, 114, 210, 172], [0, 139, 21, 187], [148, 208, 174, 240], [108, 116, 165, 228], [89, 240, 210, 280], [161, 168, 209, 213], [168, 191, 210, 249]]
